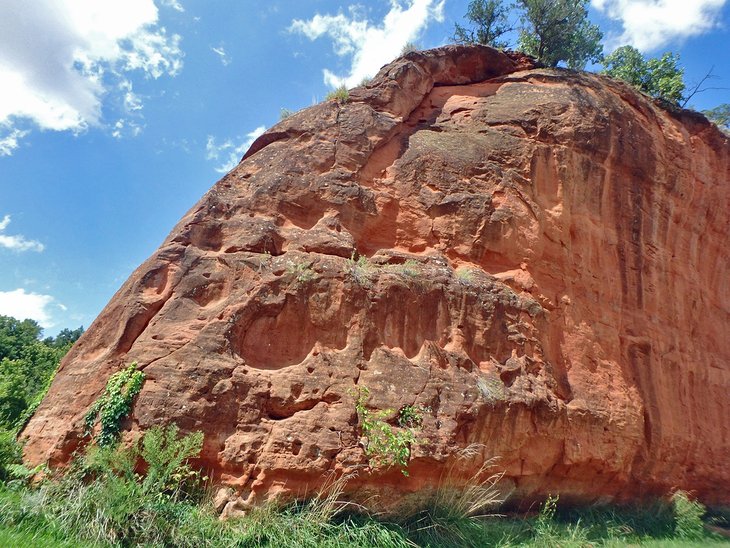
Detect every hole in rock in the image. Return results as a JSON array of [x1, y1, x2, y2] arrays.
[[291, 440, 302, 455]]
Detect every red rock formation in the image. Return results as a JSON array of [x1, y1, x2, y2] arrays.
[[21, 45, 730, 510]]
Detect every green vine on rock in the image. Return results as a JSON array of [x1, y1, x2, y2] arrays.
[[84, 362, 145, 448], [352, 386, 424, 476]]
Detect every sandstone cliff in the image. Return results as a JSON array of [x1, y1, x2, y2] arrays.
[[21, 45, 730, 510]]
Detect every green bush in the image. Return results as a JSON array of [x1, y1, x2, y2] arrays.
[[14, 425, 206, 546], [353, 387, 421, 476], [0, 430, 21, 482], [672, 490, 705, 540]]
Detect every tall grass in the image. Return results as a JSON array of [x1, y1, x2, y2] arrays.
[[400, 444, 512, 547], [1, 428, 728, 547]]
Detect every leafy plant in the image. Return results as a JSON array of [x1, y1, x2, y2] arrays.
[[603, 45, 685, 105], [279, 108, 294, 120], [671, 490, 705, 540], [530, 495, 590, 546], [0, 430, 21, 482], [84, 363, 145, 448], [325, 86, 349, 104], [397, 404, 428, 428], [18, 425, 207, 546], [353, 387, 421, 476], [704, 103, 730, 134]]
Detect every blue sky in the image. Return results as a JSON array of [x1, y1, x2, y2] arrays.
[[1, 0, 728, 335]]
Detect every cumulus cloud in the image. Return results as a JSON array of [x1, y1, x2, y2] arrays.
[[206, 126, 267, 173], [0, 215, 45, 252], [0, 0, 183, 151], [0, 288, 57, 327], [592, 0, 727, 51], [290, 0, 445, 88]]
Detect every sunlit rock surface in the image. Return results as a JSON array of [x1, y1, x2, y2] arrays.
[[22, 45, 729, 510]]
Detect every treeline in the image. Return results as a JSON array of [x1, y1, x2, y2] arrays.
[[0, 316, 83, 431], [453, 0, 729, 130]]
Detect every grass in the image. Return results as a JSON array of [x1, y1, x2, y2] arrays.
[[325, 86, 349, 104], [1, 426, 728, 547], [347, 253, 377, 286], [1, 482, 728, 547], [0, 525, 97, 547]]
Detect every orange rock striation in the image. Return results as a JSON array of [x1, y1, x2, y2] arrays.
[[21, 45, 729, 510]]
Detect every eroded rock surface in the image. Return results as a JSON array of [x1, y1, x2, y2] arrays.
[[21, 45, 730, 508]]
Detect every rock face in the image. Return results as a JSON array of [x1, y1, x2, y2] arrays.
[[21, 45, 730, 509]]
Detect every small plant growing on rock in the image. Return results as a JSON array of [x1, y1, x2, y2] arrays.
[[257, 249, 272, 273], [286, 259, 316, 284], [455, 268, 476, 284], [393, 259, 420, 278], [397, 404, 428, 428], [477, 376, 505, 404], [325, 86, 349, 104], [84, 362, 145, 447], [352, 386, 422, 476], [347, 253, 375, 286], [400, 42, 419, 55]]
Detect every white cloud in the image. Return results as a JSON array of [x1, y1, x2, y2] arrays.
[[211, 45, 231, 66], [592, 0, 727, 51], [160, 0, 185, 12], [290, 0, 445, 88], [0, 288, 56, 327], [0, 0, 183, 153], [111, 118, 144, 139], [0, 215, 44, 252], [120, 79, 143, 112], [206, 126, 267, 173], [0, 126, 28, 156]]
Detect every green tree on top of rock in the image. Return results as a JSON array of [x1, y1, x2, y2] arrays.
[[603, 45, 685, 105], [517, 0, 603, 69], [704, 103, 730, 134], [453, 0, 512, 49], [453, 0, 603, 69]]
